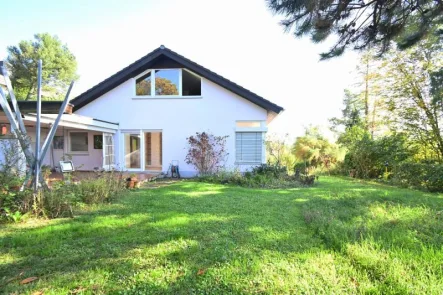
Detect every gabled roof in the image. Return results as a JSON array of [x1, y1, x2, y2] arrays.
[[70, 46, 284, 113]]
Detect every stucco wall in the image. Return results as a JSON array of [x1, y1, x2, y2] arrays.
[[75, 75, 268, 176]]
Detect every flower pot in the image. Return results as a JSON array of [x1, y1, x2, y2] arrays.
[[126, 177, 138, 189], [126, 180, 135, 189]]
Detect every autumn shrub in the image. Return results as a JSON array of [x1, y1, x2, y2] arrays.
[[185, 132, 229, 175]]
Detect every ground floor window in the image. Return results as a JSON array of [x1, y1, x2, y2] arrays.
[[93, 135, 103, 149], [53, 136, 64, 149], [235, 132, 263, 163], [69, 132, 88, 152]]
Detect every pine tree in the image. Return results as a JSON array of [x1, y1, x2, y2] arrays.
[[267, 0, 443, 59]]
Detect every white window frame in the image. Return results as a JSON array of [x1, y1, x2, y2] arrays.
[[102, 133, 115, 170], [67, 131, 89, 155], [133, 68, 202, 99]]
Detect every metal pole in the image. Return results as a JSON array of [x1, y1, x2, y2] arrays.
[[0, 62, 28, 135], [0, 87, 34, 164], [34, 60, 42, 192], [39, 81, 74, 167]]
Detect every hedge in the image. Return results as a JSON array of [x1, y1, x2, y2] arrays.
[[392, 162, 443, 192]]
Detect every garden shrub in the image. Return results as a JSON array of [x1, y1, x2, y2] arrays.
[[0, 170, 127, 222], [251, 164, 287, 178], [343, 134, 413, 179], [75, 171, 126, 204], [198, 164, 312, 188], [185, 132, 229, 175], [392, 162, 443, 192]]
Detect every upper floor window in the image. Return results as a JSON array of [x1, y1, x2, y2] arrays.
[[136, 72, 152, 96], [135, 69, 201, 97], [155, 70, 179, 95]]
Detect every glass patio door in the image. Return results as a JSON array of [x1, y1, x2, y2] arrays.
[[102, 133, 115, 170], [124, 133, 141, 169], [144, 131, 162, 171]]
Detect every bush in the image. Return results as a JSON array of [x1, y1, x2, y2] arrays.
[[185, 132, 229, 175], [251, 164, 287, 178], [75, 171, 126, 204], [0, 170, 127, 222], [392, 162, 443, 192], [198, 164, 314, 189], [343, 134, 413, 179]]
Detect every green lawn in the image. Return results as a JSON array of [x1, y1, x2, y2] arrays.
[[1, 177, 443, 294]]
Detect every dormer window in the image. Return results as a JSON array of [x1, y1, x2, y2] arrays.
[[135, 69, 201, 97]]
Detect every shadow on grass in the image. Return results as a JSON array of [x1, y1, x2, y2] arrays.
[[1, 177, 442, 294]]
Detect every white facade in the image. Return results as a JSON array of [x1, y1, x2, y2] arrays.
[[1, 47, 282, 177], [74, 74, 269, 177]]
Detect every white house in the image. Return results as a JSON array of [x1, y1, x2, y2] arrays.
[[0, 46, 284, 177]]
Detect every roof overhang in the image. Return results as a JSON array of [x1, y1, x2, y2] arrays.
[[0, 101, 73, 114], [23, 113, 119, 133]]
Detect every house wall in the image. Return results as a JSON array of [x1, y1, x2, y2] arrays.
[[75, 75, 268, 177]]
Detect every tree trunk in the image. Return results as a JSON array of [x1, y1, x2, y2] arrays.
[[25, 83, 35, 101]]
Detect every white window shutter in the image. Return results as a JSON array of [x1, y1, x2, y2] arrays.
[[236, 132, 263, 163]]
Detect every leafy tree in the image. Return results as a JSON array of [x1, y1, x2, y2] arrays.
[[267, 0, 443, 59], [5, 33, 78, 100], [293, 127, 345, 173], [382, 34, 443, 161], [331, 51, 387, 141], [265, 133, 296, 171]]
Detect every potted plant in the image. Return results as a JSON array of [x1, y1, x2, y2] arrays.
[[126, 173, 138, 189]]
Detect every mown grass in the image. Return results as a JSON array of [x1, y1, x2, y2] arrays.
[[1, 177, 442, 294]]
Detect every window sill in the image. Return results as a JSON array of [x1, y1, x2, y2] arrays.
[[0, 135, 15, 139], [132, 96, 202, 100], [67, 152, 89, 156], [235, 162, 263, 165]]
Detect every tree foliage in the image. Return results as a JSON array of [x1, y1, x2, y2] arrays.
[[330, 31, 443, 182], [293, 127, 345, 172], [5, 33, 78, 100], [267, 0, 443, 59], [382, 34, 443, 160], [265, 133, 296, 171], [343, 133, 414, 178]]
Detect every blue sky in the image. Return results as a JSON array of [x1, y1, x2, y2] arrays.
[[0, 0, 359, 138]]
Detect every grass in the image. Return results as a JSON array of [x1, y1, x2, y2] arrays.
[[1, 177, 443, 294]]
